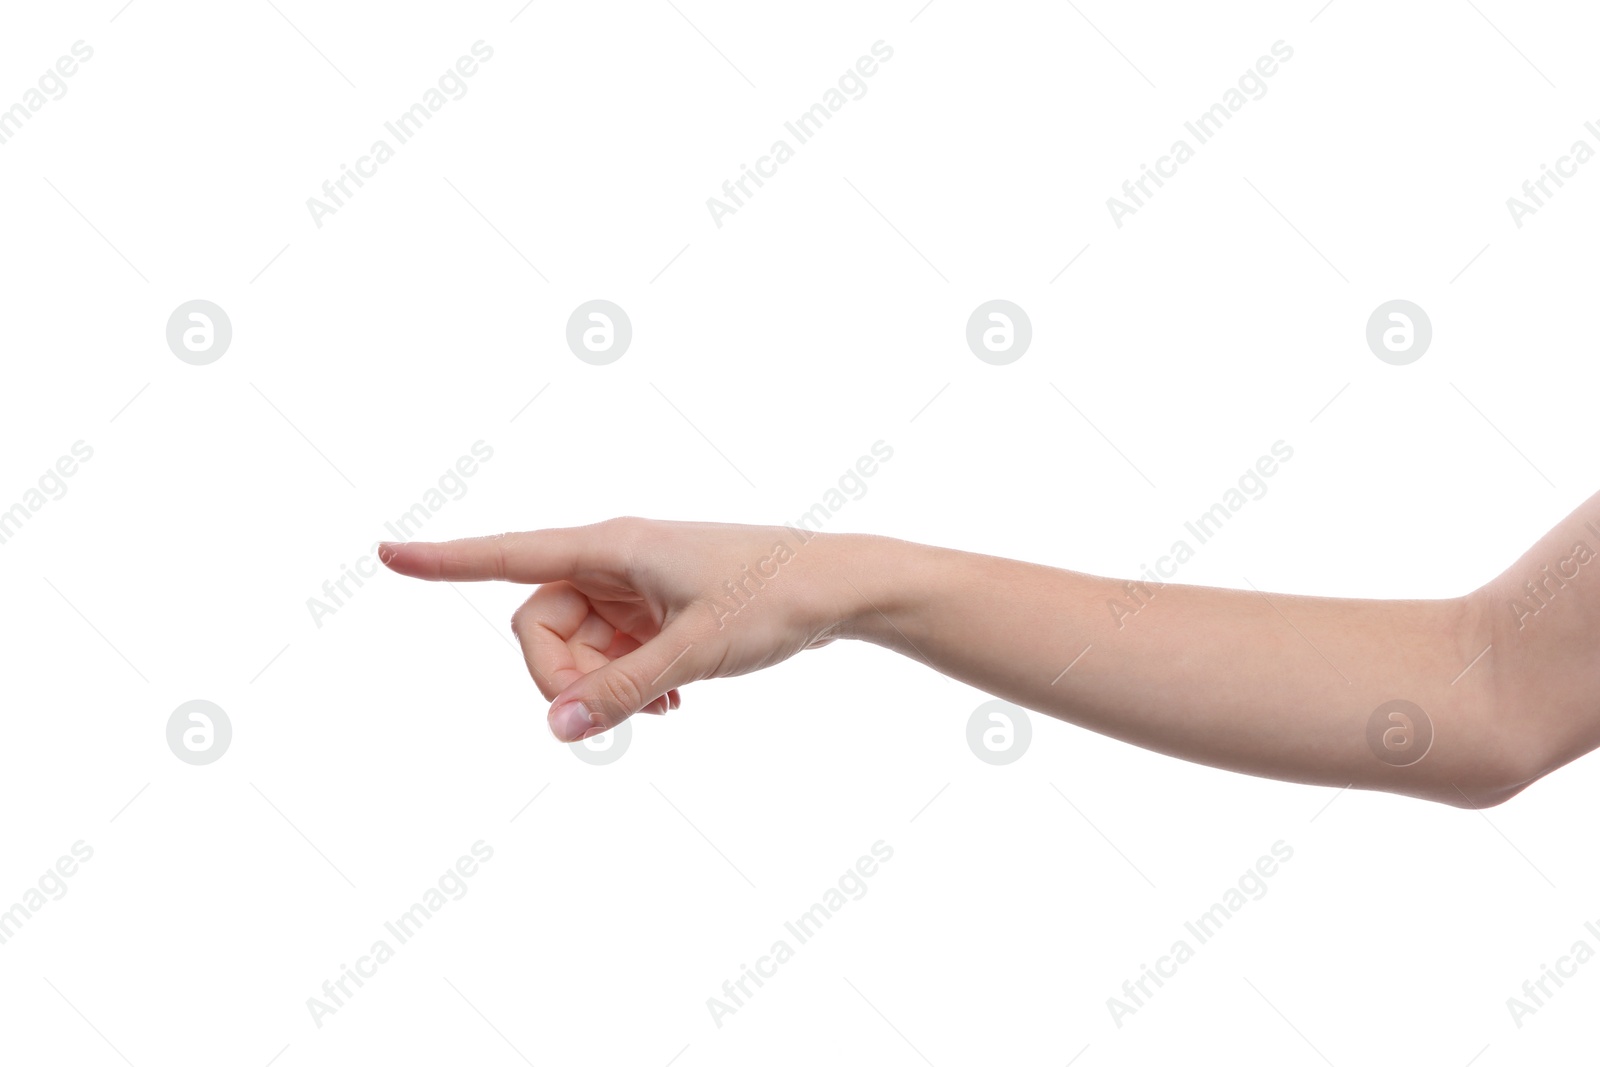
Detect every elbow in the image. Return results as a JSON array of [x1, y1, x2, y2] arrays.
[[1419, 716, 1547, 808], [1434, 761, 1543, 810], [1427, 589, 1558, 810]]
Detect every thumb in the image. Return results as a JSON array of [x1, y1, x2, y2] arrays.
[[548, 617, 709, 742]]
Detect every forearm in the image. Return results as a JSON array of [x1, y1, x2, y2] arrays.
[[831, 533, 1512, 807]]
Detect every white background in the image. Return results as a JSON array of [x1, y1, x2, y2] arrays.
[[2, 1, 1599, 1063]]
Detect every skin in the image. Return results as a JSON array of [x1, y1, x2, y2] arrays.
[[378, 489, 1600, 809]]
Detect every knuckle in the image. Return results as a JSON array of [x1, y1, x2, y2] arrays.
[[597, 669, 644, 714], [603, 515, 643, 539], [595, 516, 648, 583]]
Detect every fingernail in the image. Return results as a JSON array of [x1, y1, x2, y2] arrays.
[[549, 701, 595, 742]]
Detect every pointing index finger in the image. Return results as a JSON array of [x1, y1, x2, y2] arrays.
[[378, 529, 597, 583]]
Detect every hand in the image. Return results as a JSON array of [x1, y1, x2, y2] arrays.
[[378, 518, 863, 741]]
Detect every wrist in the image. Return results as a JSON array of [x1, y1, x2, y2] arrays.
[[817, 532, 927, 646]]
